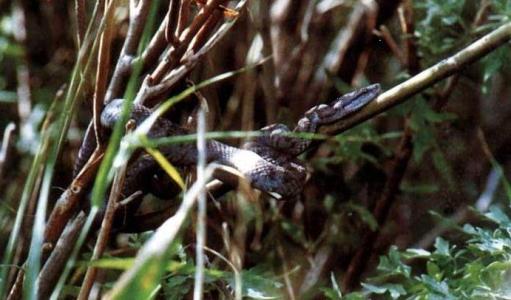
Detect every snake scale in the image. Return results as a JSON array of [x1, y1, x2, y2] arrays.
[[76, 84, 381, 199]]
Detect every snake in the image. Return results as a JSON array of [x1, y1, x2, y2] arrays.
[[75, 84, 381, 199]]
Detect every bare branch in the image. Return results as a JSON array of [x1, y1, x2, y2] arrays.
[[105, 0, 152, 102], [106, 165, 217, 298], [38, 212, 87, 300], [77, 123, 133, 300], [320, 22, 511, 136], [93, 0, 116, 143], [134, 0, 248, 105], [149, 0, 228, 85], [44, 149, 103, 245], [166, 0, 181, 45], [75, 0, 87, 46]]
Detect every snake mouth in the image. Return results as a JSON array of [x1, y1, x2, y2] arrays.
[[342, 83, 381, 112]]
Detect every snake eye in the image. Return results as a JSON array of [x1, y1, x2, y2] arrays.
[[339, 84, 381, 111]]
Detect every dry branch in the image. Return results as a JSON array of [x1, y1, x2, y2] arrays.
[[105, 0, 152, 102], [38, 212, 87, 299], [77, 122, 133, 300]]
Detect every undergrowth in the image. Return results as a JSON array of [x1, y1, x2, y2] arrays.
[[0, 0, 511, 299]]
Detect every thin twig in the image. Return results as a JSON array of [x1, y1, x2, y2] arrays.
[[6, 262, 24, 300], [2, 92, 63, 298], [142, 14, 169, 64], [309, 1, 373, 105], [190, 9, 224, 53], [342, 124, 414, 291], [203, 246, 242, 300], [43, 0, 120, 248], [342, 7, 501, 290], [350, 0, 378, 85], [298, 245, 332, 294], [376, 25, 406, 66], [166, 0, 181, 45], [176, 0, 191, 37], [398, 1, 420, 74], [75, 0, 87, 47]]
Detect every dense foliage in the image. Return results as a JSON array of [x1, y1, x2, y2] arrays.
[[0, 0, 511, 299], [341, 206, 511, 299]]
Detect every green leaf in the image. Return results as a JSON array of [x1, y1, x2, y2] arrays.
[[484, 206, 511, 227], [481, 47, 511, 94], [418, 99, 457, 124], [346, 207, 511, 299], [162, 275, 192, 300], [360, 283, 386, 294], [426, 262, 442, 280], [433, 237, 451, 257], [411, 118, 434, 162], [462, 224, 477, 235], [402, 248, 431, 259], [418, 275, 454, 298], [237, 267, 283, 299], [321, 288, 342, 300], [480, 261, 511, 289], [361, 283, 406, 299], [340, 292, 366, 300], [376, 246, 411, 278]]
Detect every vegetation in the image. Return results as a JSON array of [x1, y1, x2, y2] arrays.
[[0, 0, 511, 299]]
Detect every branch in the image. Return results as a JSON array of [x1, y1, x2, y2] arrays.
[[105, 0, 152, 102], [75, 0, 87, 46], [147, 0, 228, 85], [93, 0, 116, 143], [342, 11, 503, 291], [320, 22, 511, 136], [105, 165, 217, 298], [77, 122, 133, 300], [44, 149, 103, 245], [37, 212, 87, 300], [134, 0, 247, 105]]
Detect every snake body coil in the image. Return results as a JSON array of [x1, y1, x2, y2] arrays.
[[75, 84, 380, 199], [101, 99, 305, 198]]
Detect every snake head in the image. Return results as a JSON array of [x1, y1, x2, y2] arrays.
[[332, 83, 381, 114], [100, 99, 152, 130], [100, 99, 125, 129]]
